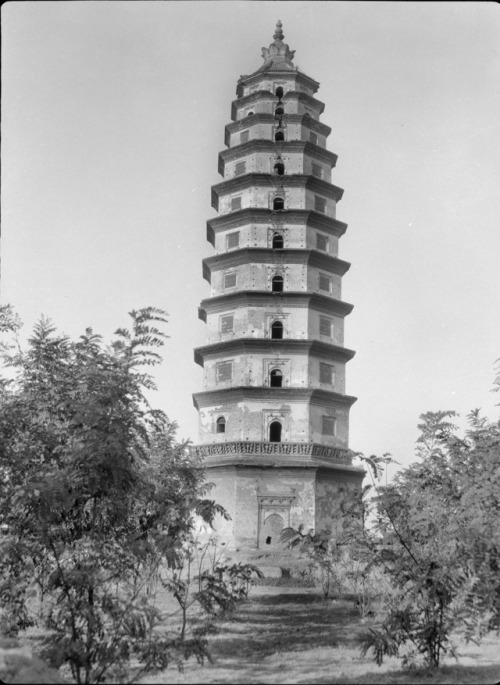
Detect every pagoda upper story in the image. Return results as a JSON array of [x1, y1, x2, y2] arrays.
[[193, 21, 357, 467]]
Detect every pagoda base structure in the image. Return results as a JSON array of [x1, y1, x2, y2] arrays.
[[192, 442, 364, 550]]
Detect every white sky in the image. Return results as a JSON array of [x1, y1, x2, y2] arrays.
[[2, 1, 500, 475]]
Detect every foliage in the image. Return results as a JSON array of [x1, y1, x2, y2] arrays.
[[0, 307, 225, 683], [280, 369, 500, 671], [281, 526, 346, 598], [156, 536, 263, 648], [358, 396, 500, 669]]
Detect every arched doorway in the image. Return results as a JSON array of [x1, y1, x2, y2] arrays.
[[261, 513, 284, 547], [272, 275, 284, 292], [271, 321, 283, 339], [269, 421, 282, 442], [272, 233, 284, 249], [270, 369, 283, 387]]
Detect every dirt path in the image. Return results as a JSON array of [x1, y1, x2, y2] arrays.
[[141, 586, 500, 684]]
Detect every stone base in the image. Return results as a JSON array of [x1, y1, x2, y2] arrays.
[[199, 449, 364, 552]]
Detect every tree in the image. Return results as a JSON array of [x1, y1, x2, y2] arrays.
[[360, 396, 500, 668], [0, 306, 224, 683]]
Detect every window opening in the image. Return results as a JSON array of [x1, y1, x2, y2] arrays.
[[272, 233, 284, 249], [322, 416, 336, 436], [274, 161, 285, 176], [247, 111, 254, 117], [319, 274, 331, 292], [234, 161, 246, 176], [314, 196, 326, 213], [224, 272, 237, 289], [266, 536, 272, 545], [270, 369, 283, 388], [226, 232, 240, 249], [271, 321, 283, 339], [319, 316, 333, 337], [220, 315, 234, 334], [272, 275, 284, 292], [231, 196, 242, 211], [274, 107, 284, 117], [240, 130, 249, 144], [312, 163, 322, 179], [275, 130, 285, 142], [269, 421, 282, 442], [275, 86, 284, 98], [216, 416, 226, 433], [319, 363, 334, 385], [216, 361, 232, 383], [273, 197, 285, 211], [310, 132, 318, 145], [316, 233, 329, 251]]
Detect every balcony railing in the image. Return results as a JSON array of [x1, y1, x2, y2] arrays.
[[191, 441, 351, 462]]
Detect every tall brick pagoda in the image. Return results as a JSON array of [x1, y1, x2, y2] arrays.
[[192, 22, 364, 550]]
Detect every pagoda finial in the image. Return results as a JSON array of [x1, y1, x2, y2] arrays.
[[273, 20, 284, 42], [261, 19, 296, 69]]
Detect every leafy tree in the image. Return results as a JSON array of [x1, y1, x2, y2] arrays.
[[280, 365, 500, 670], [360, 393, 500, 668], [0, 306, 224, 683]]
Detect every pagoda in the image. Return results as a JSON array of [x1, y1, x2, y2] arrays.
[[192, 22, 364, 550]]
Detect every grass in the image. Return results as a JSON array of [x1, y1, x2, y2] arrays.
[[11, 583, 500, 684], [138, 585, 500, 685]]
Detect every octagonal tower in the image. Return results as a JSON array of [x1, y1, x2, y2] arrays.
[[192, 22, 364, 550]]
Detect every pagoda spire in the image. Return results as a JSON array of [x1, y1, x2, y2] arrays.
[[261, 19, 296, 69], [273, 19, 284, 42]]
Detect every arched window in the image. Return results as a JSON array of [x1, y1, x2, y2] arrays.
[[272, 233, 284, 249], [275, 86, 284, 98], [216, 416, 226, 433], [275, 130, 284, 142], [247, 111, 254, 117], [272, 275, 284, 292], [274, 161, 285, 176], [273, 197, 284, 211], [271, 321, 284, 339], [274, 107, 284, 117], [270, 369, 283, 388], [269, 421, 282, 443]]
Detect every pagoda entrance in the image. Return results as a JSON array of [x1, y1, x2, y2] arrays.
[[257, 495, 295, 548]]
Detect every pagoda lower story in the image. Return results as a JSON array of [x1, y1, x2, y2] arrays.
[[191, 442, 364, 549]]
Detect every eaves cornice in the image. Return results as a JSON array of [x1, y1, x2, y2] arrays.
[[236, 70, 320, 95], [230, 90, 325, 121], [218, 140, 337, 168], [198, 290, 354, 318], [193, 338, 355, 366], [206, 209, 347, 245], [202, 248, 350, 279], [211, 174, 344, 210], [192, 386, 357, 410], [225, 114, 331, 137]]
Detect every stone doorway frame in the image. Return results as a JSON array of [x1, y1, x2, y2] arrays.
[[257, 494, 295, 549]]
